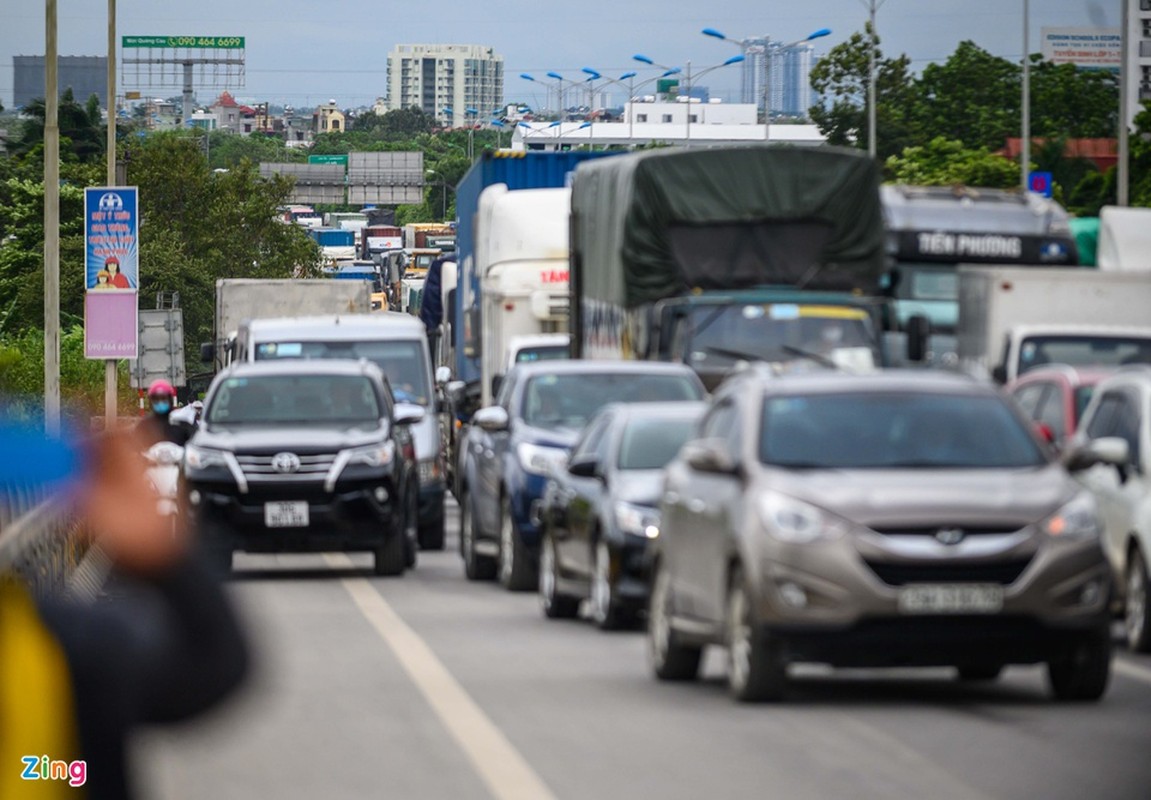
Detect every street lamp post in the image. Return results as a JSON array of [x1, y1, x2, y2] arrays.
[[465, 107, 478, 161], [703, 25, 830, 142], [634, 53, 743, 145], [490, 118, 506, 150]]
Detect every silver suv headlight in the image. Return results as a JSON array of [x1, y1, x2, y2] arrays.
[[347, 441, 395, 468], [758, 492, 847, 544], [517, 443, 567, 476], [1041, 491, 1101, 540], [185, 445, 228, 470], [614, 502, 660, 539]]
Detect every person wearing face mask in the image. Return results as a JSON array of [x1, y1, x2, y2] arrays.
[[142, 380, 192, 446]]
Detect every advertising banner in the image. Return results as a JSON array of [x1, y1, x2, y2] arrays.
[[84, 292, 139, 359], [1040, 27, 1121, 72], [85, 187, 138, 290]]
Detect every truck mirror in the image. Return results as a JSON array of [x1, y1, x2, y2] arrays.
[[906, 315, 930, 363], [991, 364, 1008, 384], [491, 374, 504, 399], [200, 342, 215, 363]]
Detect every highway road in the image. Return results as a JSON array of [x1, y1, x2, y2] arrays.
[[136, 500, 1151, 800]]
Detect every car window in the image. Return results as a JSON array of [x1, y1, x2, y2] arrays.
[[617, 417, 699, 470], [759, 391, 1046, 469], [1085, 392, 1122, 440], [254, 338, 430, 406], [698, 401, 741, 455], [1035, 387, 1066, 442], [520, 373, 702, 431], [208, 374, 381, 426], [1012, 383, 1047, 419], [570, 416, 611, 464], [1113, 392, 1143, 467]]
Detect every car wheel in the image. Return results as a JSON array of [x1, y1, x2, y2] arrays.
[[726, 568, 786, 703], [498, 496, 537, 592], [404, 486, 419, 570], [647, 561, 701, 682], [418, 513, 446, 551], [591, 539, 633, 630], [461, 489, 496, 581], [374, 529, 406, 577], [1047, 628, 1112, 702], [540, 532, 579, 619], [957, 665, 1004, 682], [1126, 547, 1151, 653]]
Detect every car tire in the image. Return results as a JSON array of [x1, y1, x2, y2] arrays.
[[209, 548, 233, 575], [957, 665, 1004, 682], [419, 512, 446, 551], [540, 532, 580, 619], [647, 561, 702, 682], [1125, 547, 1151, 653], [498, 495, 537, 592], [461, 489, 496, 581], [590, 539, 633, 630], [1047, 628, 1111, 702], [374, 531, 406, 577], [404, 486, 419, 570], [726, 568, 786, 703]]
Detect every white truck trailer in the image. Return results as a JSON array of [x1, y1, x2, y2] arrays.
[[956, 265, 1151, 382]]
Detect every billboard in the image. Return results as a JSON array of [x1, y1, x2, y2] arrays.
[[1040, 27, 1121, 72], [85, 187, 138, 290]]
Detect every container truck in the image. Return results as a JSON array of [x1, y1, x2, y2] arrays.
[[200, 279, 372, 372], [956, 265, 1151, 383], [360, 224, 403, 261], [403, 223, 456, 251], [569, 145, 891, 389]]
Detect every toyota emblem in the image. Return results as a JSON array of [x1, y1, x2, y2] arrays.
[[934, 527, 965, 546], [271, 452, 301, 474]]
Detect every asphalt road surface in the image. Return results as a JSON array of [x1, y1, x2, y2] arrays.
[[136, 500, 1151, 800]]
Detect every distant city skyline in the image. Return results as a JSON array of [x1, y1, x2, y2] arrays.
[[0, 0, 1114, 112]]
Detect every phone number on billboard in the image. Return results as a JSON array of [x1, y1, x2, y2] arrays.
[[123, 36, 244, 49]]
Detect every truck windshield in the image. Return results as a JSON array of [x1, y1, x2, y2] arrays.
[[1019, 335, 1151, 372], [760, 392, 1046, 469], [684, 304, 877, 370], [522, 374, 703, 432], [515, 345, 568, 364], [207, 375, 380, 426], [254, 339, 431, 405]]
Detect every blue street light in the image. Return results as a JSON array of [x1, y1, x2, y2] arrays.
[[633, 52, 742, 143]]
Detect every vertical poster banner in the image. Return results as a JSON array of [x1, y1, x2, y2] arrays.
[[85, 187, 139, 359]]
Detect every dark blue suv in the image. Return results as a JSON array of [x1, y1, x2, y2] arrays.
[[458, 360, 705, 590]]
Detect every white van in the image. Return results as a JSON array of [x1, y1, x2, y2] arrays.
[[234, 313, 446, 549]]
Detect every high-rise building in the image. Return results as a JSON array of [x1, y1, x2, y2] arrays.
[[13, 55, 107, 109], [1124, 0, 1151, 130], [731, 38, 816, 120], [386, 44, 503, 128]]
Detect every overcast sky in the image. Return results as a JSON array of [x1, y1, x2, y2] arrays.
[[0, 0, 1115, 111]]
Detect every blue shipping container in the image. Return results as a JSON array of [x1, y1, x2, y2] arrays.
[[310, 227, 356, 247]]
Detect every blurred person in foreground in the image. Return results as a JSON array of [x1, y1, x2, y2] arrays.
[[0, 423, 250, 799]]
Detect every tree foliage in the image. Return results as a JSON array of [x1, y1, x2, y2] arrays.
[[7, 88, 107, 161], [885, 137, 1020, 188]]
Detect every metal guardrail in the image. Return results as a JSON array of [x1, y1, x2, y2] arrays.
[[0, 487, 104, 600]]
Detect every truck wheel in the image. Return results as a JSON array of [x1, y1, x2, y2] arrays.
[[726, 568, 787, 702], [647, 562, 701, 682], [1047, 628, 1111, 702], [540, 532, 580, 619], [461, 490, 496, 581], [418, 513, 446, 551], [498, 496, 537, 592], [1126, 548, 1151, 653]]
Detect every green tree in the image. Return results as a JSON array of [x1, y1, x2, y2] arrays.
[[1029, 57, 1118, 139], [885, 137, 1020, 188], [353, 107, 437, 137], [912, 41, 1020, 152], [8, 88, 106, 162]]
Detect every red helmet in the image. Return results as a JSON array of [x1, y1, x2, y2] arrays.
[[147, 379, 176, 399]]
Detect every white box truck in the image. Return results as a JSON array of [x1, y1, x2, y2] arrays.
[[957, 266, 1151, 382]]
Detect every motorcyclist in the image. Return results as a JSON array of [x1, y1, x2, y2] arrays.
[[142, 380, 192, 446]]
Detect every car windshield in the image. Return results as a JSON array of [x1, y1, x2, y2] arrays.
[[207, 374, 381, 426], [522, 374, 702, 431], [760, 391, 1046, 469], [515, 345, 568, 364], [254, 339, 430, 405], [1019, 335, 1151, 371], [617, 417, 698, 470], [686, 304, 877, 369]]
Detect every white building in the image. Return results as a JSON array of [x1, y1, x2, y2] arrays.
[[1124, 0, 1151, 130], [511, 100, 825, 151], [386, 44, 504, 128]]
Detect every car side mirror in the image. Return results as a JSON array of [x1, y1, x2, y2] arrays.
[[473, 405, 510, 432], [682, 438, 739, 475], [394, 402, 426, 426], [991, 364, 1008, 384], [435, 366, 452, 386], [567, 456, 600, 479], [906, 314, 930, 363], [1064, 436, 1130, 472]]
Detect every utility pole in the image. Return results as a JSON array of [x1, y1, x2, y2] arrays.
[[105, 0, 118, 427], [862, 0, 886, 159], [44, 0, 61, 434], [1021, 0, 1031, 193], [1119, 0, 1131, 206]]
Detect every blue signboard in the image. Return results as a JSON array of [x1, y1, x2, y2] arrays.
[[1028, 171, 1054, 199], [85, 187, 139, 290]]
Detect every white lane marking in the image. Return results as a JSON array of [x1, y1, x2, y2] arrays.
[[1114, 657, 1151, 686], [326, 554, 559, 800]]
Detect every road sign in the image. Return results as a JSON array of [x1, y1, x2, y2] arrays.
[[308, 154, 349, 166], [1028, 171, 1054, 198], [129, 309, 187, 388]]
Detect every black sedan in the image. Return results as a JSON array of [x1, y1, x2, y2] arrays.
[[539, 402, 706, 628]]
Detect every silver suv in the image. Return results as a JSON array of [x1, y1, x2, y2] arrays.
[[648, 368, 1113, 702]]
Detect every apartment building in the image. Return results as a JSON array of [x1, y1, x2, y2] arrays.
[[386, 44, 503, 127]]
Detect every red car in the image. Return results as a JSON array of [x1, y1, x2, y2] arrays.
[[1007, 365, 1114, 448]]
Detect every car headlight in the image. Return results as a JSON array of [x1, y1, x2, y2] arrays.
[[418, 457, 442, 483], [517, 443, 567, 476], [1041, 491, 1101, 540], [615, 502, 660, 539], [347, 441, 395, 468], [184, 445, 229, 470], [758, 493, 847, 544]]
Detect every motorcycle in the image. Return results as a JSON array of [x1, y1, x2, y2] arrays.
[[144, 441, 184, 527]]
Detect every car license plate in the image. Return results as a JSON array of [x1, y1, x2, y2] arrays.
[[898, 584, 1003, 615], [264, 501, 309, 528]]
